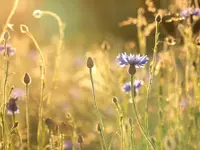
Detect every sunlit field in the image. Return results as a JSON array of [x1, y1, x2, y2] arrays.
[[0, 0, 200, 150]]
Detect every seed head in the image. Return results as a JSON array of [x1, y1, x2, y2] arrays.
[[20, 24, 29, 33], [87, 57, 94, 68], [33, 10, 43, 18], [23, 73, 31, 85]]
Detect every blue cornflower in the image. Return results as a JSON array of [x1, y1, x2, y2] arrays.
[[180, 8, 200, 18], [122, 80, 143, 93], [6, 97, 19, 115], [116, 53, 149, 68], [0, 44, 16, 56]]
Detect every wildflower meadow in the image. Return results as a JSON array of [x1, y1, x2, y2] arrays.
[[0, 0, 200, 150]]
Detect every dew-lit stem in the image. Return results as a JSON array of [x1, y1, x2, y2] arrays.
[[146, 19, 160, 141], [22, 29, 46, 150], [129, 119, 134, 150], [89, 68, 108, 150], [158, 68, 164, 150], [12, 112, 15, 126], [72, 123, 77, 150], [113, 99, 124, 150], [130, 75, 156, 150], [1, 40, 10, 149], [79, 143, 83, 150], [25, 84, 30, 150], [0, 0, 19, 43], [39, 11, 65, 104]]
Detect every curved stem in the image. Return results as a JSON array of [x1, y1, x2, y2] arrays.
[[41, 11, 65, 104], [130, 75, 156, 150], [0, 0, 19, 43], [89, 68, 108, 150]]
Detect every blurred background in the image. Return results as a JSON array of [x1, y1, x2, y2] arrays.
[[0, 0, 198, 149]]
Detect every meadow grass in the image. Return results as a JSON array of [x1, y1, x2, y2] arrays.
[[0, 0, 200, 150]]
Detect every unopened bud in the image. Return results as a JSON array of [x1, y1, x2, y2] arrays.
[[2, 30, 10, 41], [87, 57, 94, 69], [112, 97, 118, 104], [97, 123, 101, 132], [78, 134, 84, 143], [45, 118, 57, 131], [23, 73, 31, 85], [155, 15, 162, 23], [128, 118, 133, 124]]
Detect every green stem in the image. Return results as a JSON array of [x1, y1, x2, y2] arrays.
[[24, 31, 45, 150], [1, 41, 10, 150], [130, 75, 156, 150], [145, 21, 159, 150], [41, 11, 65, 104], [129, 119, 134, 150], [25, 84, 30, 150], [89, 68, 108, 150]]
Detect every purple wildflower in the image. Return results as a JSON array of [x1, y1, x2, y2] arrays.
[[64, 140, 73, 150], [180, 8, 200, 18], [180, 99, 188, 110], [6, 97, 19, 115], [11, 88, 25, 98], [122, 80, 143, 93], [0, 44, 16, 56], [116, 53, 149, 68]]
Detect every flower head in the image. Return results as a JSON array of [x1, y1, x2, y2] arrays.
[[0, 44, 16, 56], [11, 88, 25, 98], [6, 97, 19, 115], [116, 53, 149, 68], [180, 8, 200, 18], [122, 80, 143, 93]]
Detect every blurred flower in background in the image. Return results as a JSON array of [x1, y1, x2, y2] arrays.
[[0, 44, 16, 56], [122, 80, 143, 93]]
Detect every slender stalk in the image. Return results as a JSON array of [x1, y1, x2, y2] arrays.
[[25, 84, 30, 150], [12, 112, 15, 126], [39, 11, 65, 104], [146, 19, 160, 143], [157, 69, 164, 150], [89, 68, 108, 150], [21, 28, 46, 149], [0, 0, 19, 43], [129, 118, 134, 150], [79, 143, 83, 150], [130, 75, 156, 150], [113, 98, 124, 150], [1, 40, 10, 150]]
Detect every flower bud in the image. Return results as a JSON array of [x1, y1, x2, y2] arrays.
[[112, 97, 118, 105], [2, 30, 10, 41], [155, 15, 162, 23], [87, 57, 94, 69], [128, 117, 133, 124], [78, 134, 84, 143], [97, 122, 101, 132], [23, 73, 31, 85]]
